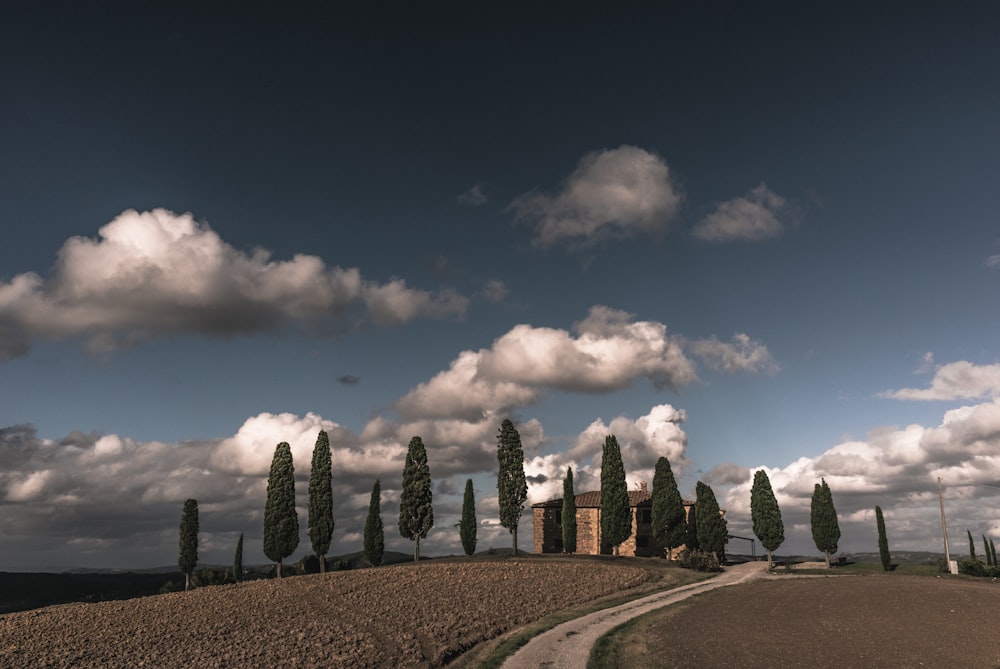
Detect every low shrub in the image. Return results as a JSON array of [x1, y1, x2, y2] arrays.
[[677, 549, 722, 572], [957, 558, 1000, 577]]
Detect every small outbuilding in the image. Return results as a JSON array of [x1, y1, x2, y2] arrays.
[[531, 482, 694, 557]]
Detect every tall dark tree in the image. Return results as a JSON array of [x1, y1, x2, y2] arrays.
[[967, 529, 976, 561], [875, 506, 891, 572], [991, 538, 998, 567], [398, 436, 434, 561], [983, 535, 993, 567], [264, 441, 299, 577], [460, 479, 477, 557], [810, 478, 841, 568], [651, 457, 686, 559], [562, 467, 577, 555], [364, 479, 384, 567], [750, 470, 784, 569], [178, 498, 199, 591], [497, 419, 528, 555], [695, 481, 728, 562], [684, 501, 699, 552], [232, 532, 244, 583], [600, 434, 631, 556], [308, 430, 334, 573]]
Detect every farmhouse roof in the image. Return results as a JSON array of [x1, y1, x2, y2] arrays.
[[531, 490, 694, 509]]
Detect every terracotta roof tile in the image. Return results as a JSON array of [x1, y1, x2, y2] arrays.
[[532, 490, 696, 508]]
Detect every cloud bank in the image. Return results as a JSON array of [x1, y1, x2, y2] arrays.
[[0, 209, 468, 360], [721, 398, 1000, 556], [511, 145, 681, 248]]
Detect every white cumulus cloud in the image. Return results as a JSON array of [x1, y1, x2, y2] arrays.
[[0, 209, 467, 360], [511, 145, 681, 248], [882, 360, 1000, 401], [395, 307, 700, 421], [689, 333, 779, 374], [692, 183, 791, 242]]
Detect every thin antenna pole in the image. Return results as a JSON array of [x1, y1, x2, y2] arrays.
[[938, 476, 951, 566]]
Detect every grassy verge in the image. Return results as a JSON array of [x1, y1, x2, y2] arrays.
[[448, 564, 712, 669]]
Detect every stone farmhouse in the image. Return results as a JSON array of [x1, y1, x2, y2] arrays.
[[531, 482, 695, 557]]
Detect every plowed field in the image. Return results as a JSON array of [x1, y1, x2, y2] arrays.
[[0, 557, 665, 668]]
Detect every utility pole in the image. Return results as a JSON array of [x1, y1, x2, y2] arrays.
[[938, 476, 951, 567]]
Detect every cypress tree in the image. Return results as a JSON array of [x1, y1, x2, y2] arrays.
[[651, 457, 686, 559], [308, 430, 334, 573], [875, 506, 891, 572], [991, 538, 997, 567], [264, 442, 299, 577], [684, 500, 699, 552], [460, 478, 477, 557], [562, 467, 577, 555], [497, 419, 528, 555], [750, 469, 784, 570], [398, 436, 434, 561], [232, 532, 243, 582], [600, 434, 631, 556], [364, 479, 384, 567], [695, 481, 728, 562], [967, 529, 976, 561], [178, 498, 199, 591], [810, 478, 841, 568]]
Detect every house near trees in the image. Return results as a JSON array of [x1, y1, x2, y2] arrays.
[[532, 482, 696, 557]]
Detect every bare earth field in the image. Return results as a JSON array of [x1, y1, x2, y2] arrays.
[[0, 557, 661, 669], [606, 573, 1000, 669]]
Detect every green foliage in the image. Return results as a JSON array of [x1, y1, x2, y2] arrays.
[[399, 436, 434, 561], [991, 538, 997, 567], [651, 457, 685, 556], [364, 479, 385, 567], [159, 580, 179, 594], [810, 478, 840, 566], [460, 478, 478, 557], [195, 566, 226, 587], [232, 532, 243, 582], [497, 419, 528, 553], [750, 469, 783, 568], [695, 481, 727, 561], [264, 442, 299, 577], [330, 559, 352, 571], [967, 529, 976, 561], [875, 505, 891, 572], [600, 435, 632, 556], [983, 535, 992, 567], [178, 498, 199, 591], [677, 548, 722, 572], [308, 429, 334, 572], [957, 558, 1000, 577], [562, 467, 577, 554], [684, 500, 699, 551], [297, 554, 321, 574]]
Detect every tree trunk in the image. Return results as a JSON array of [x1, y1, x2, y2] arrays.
[[613, 544, 619, 557], [184, 572, 190, 591], [277, 559, 282, 578], [823, 550, 831, 569], [414, 535, 421, 562], [766, 548, 773, 571], [319, 554, 326, 573], [513, 527, 518, 556]]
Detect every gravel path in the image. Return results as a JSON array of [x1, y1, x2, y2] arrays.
[[502, 561, 767, 669]]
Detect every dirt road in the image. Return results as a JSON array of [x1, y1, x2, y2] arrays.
[[502, 561, 767, 669]]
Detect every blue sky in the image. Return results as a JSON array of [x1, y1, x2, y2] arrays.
[[2, 3, 999, 569]]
